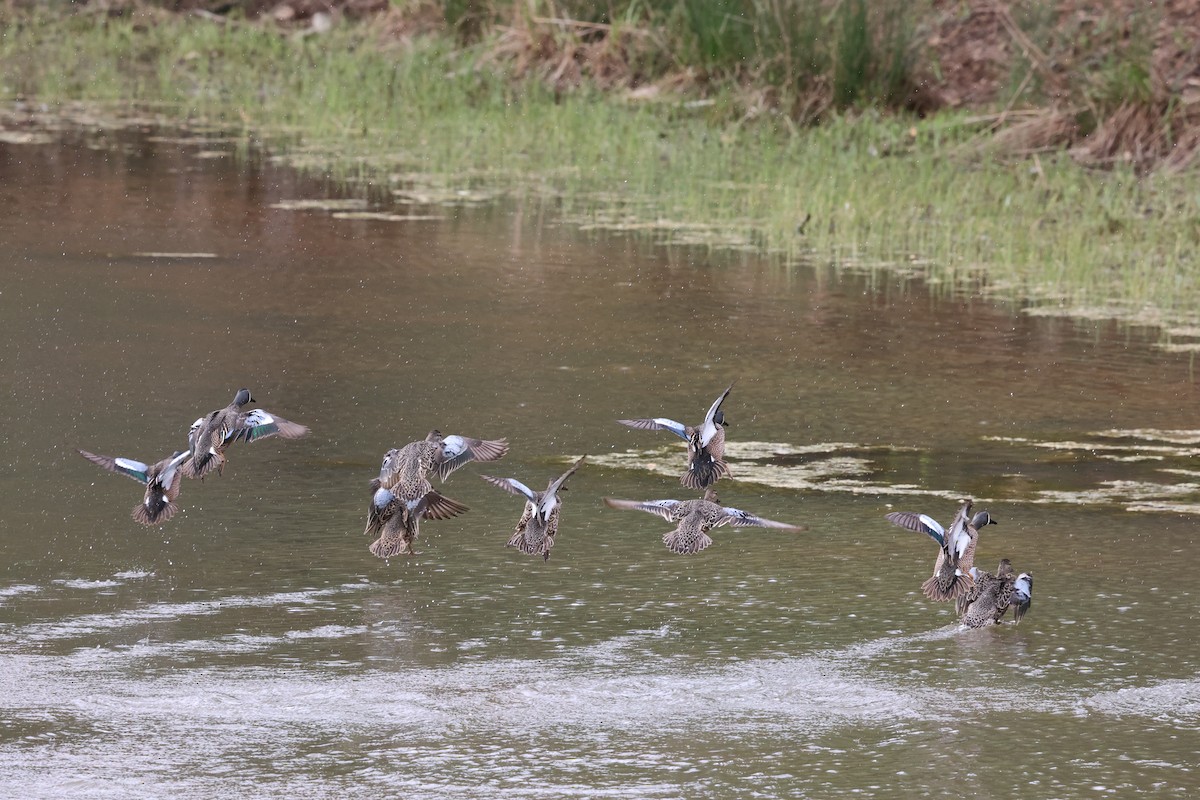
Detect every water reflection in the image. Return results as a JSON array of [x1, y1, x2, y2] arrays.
[[2, 128, 1200, 797]]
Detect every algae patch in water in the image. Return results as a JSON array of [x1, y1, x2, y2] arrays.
[[269, 199, 369, 212], [331, 212, 445, 222], [594, 434, 1200, 512], [131, 252, 219, 259], [983, 435, 1200, 458], [587, 441, 965, 501], [392, 188, 501, 206], [0, 130, 54, 145]]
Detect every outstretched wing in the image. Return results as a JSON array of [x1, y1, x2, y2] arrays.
[[480, 474, 539, 503], [698, 382, 734, 447], [421, 489, 469, 520], [77, 449, 150, 485], [616, 417, 689, 442], [719, 506, 806, 531], [602, 497, 682, 522], [884, 511, 945, 546], [433, 434, 509, 481], [546, 455, 587, 497], [228, 409, 309, 443]]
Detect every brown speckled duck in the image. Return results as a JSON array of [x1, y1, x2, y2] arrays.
[[957, 559, 1015, 627], [77, 448, 192, 525], [602, 486, 805, 555], [480, 455, 587, 561], [366, 431, 508, 559], [617, 382, 734, 490], [184, 388, 309, 479], [958, 560, 1033, 626]]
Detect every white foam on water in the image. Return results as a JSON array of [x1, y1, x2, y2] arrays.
[[51, 579, 123, 590], [0, 583, 42, 602], [5, 583, 373, 643], [1081, 677, 1200, 722], [0, 624, 1194, 800]]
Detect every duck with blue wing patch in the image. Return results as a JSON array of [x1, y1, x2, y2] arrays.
[[365, 431, 506, 559], [885, 500, 997, 602], [602, 486, 805, 555], [479, 455, 586, 562], [617, 382, 735, 490], [957, 559, 1015, 627], [183, 388, 309, 479], [365, 482, 466, 559], [373, 430, 509, 493], [77, 448, 192, 525]]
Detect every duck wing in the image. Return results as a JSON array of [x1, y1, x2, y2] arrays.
[[697, 382, 734, 447], [77, 449, 151, 485], [420, 489, 469, 520], [616, 417, 689, 442], [480, 474, 539, 503], [433, 434, 509, 481], [602, 497, 683, 522], [1011, 573, 1033, 624], [884, 511, 945, 546], [229, 409, 310, 443], [719, 505, 806, 531], [545, 455, 587, 498]]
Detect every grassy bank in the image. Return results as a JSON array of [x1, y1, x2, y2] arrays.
[[3, 10, 1200, 333]]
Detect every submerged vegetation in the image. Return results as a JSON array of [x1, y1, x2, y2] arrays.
[[3, 2, 1200, 331]]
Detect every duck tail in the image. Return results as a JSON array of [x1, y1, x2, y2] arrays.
[[506, 529, 552, 560], [185, 451, 222, 480], [680, 456, 728, 491], [132, 498, 178, 526], [369, 534, 413, 559], [921, 572, 971, 603], [663, 530, 713, 555]]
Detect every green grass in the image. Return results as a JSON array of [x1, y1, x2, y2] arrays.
[[3, 12, 1200, 330]]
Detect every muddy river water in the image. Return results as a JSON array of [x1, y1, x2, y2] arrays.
[[2, 128, 1199, 797]]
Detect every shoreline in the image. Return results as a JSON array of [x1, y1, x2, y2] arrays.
[[3, 10, 1200, 341]]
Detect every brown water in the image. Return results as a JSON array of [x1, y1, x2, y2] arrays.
[[2, 127, 1200, 798]]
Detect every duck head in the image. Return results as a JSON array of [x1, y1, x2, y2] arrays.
[[970, 510, 997, 529]]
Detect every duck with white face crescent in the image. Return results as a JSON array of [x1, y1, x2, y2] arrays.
[[885, 499, 997, 602], [184, 388, 309, 479], [617, 382, 735, 490]]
